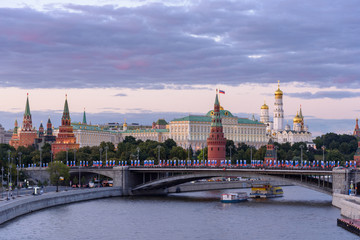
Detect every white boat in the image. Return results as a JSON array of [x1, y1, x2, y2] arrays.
[[220, 192, 248, 203]]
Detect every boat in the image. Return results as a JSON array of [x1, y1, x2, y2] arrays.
[[220, 192, 248, 203], [249, 184, 283, 198]]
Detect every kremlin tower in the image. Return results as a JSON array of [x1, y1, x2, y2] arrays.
[[353, 118, 360, 138], [9, 94, 37, 149], [273, 80, 284, 131], [264, 138, 276, 162], [207, 91, 226, 166], [51, 95, 79, 156]]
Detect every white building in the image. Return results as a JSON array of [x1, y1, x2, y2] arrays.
[[260, 81, 313, 146]]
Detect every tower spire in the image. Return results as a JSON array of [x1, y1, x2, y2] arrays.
[[83, 107, 87, 124], [24, 93, 31, 116]]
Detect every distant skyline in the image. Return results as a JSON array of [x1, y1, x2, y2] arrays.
[[1, 0, 360, 136]]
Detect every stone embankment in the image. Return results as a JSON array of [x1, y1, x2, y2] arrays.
[[332, 193, 360, 219], [0, 187, 122, 225]]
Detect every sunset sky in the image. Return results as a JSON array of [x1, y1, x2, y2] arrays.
[[1, 0, 360, 136]]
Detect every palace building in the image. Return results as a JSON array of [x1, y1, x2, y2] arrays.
[[260, 81, 313, 146], [54, 109, 116, 148], [116, 92, 268, 150], [9, 94, 38, 149], [51, 96, 79, 155]]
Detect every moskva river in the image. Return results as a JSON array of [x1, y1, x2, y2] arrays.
[[0, 186, 357, 240]]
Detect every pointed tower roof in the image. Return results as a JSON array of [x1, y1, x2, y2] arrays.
[[24, 93, 31, 116], [47, 116, 51, 124], [39, 122, 43, 128], [82, 108, 87, 124], [299, 105, 303, 119], [13, 119, 18, 134], [62, 94, 70, 120], [214, 92, 220, 106]]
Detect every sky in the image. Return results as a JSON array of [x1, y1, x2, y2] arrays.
[[1, 0, 360, 137]]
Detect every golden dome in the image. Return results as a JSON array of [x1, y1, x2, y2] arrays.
[[293, 112, 302, 124], [123, 118, 127, 128], [220, 106, 224, 110], [261, 100, 269, 109], [275, 80, 283, 97]]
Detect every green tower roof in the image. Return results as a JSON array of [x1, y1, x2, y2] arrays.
[[24, 94, 31, 116], [83, 108, 87, 124], [62, 95, 70, 120]]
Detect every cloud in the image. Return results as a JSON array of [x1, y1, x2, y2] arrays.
[[0, 1, 359, 89], [114, 93, 127, 97], [287, 91, 360, 99]]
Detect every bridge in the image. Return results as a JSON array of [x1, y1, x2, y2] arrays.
[[23, 166, 360, 197]]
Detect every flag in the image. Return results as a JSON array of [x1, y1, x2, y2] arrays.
[[219, 90, 225, 94]]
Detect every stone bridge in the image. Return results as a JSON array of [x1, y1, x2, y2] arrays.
[[23, 167, 360, 197]]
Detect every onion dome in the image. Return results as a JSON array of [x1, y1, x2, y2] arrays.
[[261, 100, 269, 109], [123, 119, 127, 128], [293, 112, 302, 124], [275, 80, 283, 98]]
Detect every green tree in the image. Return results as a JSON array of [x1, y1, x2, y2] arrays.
[[47, 162, 70, 192], [197, 147, 208, 161]]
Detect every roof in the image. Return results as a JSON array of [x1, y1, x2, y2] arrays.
[[156, 119, 168, 125], [206, 109, 234, 118], [172, 115, 264, 125], [24, 95, 31, 116], [123, 128, 169, 133]]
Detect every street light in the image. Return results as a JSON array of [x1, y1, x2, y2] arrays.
[[105, 145, 109, 162], [300, 145, 304, 168], [274, 146, 279, 162], [157, 145, 161, 162], [1, 166, 4, 198], [7, 150, 11, 200], [136, 147, 140, 160], [40, 148, 42, 168], [66, 148, 69, 164], [74, 149, 79, 188], [50, 151, 53, 164], [17, 152, 22, 196], [229, 145, 233, 162], [99, 148, 103, 188], [322, 145, 326, 162], [250, 146, 253, 162]]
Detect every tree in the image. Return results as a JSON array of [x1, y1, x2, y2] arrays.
[[47, 162, 70, 192], [197, 147, 208, 160]]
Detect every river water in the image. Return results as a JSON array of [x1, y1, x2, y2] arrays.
[[0, 186, 357, 240]]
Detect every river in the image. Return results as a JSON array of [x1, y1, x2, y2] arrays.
[[0, 186, 357, 240]]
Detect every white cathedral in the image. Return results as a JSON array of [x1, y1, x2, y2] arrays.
[[260, 81, 313, 147]]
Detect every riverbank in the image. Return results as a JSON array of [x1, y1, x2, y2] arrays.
[[0, 187, 122, 225], [332, 193, 360, 219]]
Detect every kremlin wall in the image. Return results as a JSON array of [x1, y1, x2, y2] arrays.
[[5, 82, 324, 157]]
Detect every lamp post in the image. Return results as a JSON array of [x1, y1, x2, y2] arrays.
[[322, 145, 326, 162], [274, 146, 279, 162], [202, 144, 204, 162], [300, 145, 304, 168], [250, 146, 253, 162], [50, 151, 53, 164], [105, 145, 109, 162], [229, 145, 233, 162], [66, 148, 69, 165], [74, 149, 79, 188], [99, 148, 103, 188], [7, 150, 11, 200], [17, 152, 22, 196], [157, 145, 161, 162], [1, 166, 4, 198], [40, 148, 42, 168], [136, 147, 140, 160]]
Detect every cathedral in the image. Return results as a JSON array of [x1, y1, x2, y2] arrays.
[[260, 81, 313, 146]]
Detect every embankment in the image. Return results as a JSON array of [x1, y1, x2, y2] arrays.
[[0, 187, 122, 225]]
